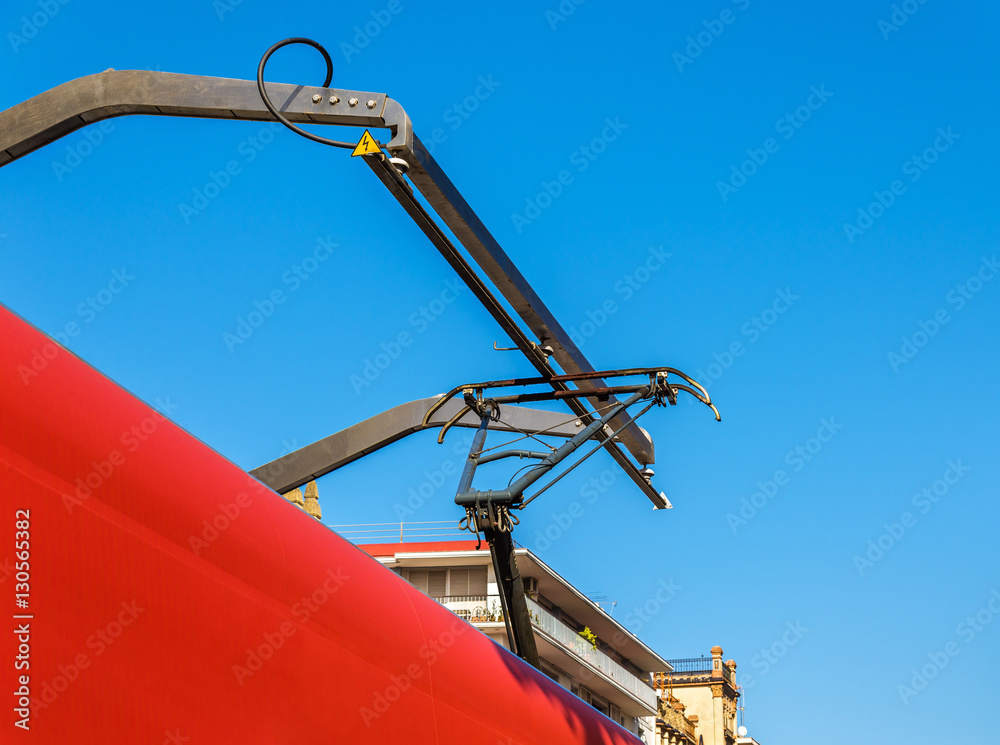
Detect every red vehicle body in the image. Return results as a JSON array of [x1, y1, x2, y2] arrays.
[[0, 304, 643, 744]]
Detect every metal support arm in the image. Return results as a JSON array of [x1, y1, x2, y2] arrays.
[[0, 66, 664, 506], [250, 395, 584, 494], [0, 69, 411, 167]]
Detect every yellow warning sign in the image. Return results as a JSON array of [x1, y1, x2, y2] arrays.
[[351, 130, 382, 157]]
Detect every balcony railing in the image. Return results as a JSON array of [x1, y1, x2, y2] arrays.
[[331, 520, 469, 543], [660, 704, 696, 742], [432, 595, 496, 622], [663, 657, 733, 685], [665, 657, 713, 673], [434, 594, 657, 711], [435, 595, 656, 710], [525, 597, 657, 710]]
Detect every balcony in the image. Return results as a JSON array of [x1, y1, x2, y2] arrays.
[[660, 702, 697, 744], [434, 594, 657, 712], [524, 597, 657, 711], [663, 656, 734, 686], [432, 595, 497, 622], [436, 595, 659, 710]]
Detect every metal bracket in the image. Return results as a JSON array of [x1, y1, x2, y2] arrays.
[[1, 65, 666, 504], [249, 395, 584, 495], [0, 69, 412, 166]]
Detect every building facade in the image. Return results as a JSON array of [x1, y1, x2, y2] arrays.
[[361, 540, 668, 741], [656, 646, 741, 745]]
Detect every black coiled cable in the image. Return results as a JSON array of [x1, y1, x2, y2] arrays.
[[256, 37, 356, 150]]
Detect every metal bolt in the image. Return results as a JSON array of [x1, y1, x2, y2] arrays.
[[366, 99, 377, 109], [329, 95, 339, 105], [348, 97, 359, 107], [311, 94, 322, 104]]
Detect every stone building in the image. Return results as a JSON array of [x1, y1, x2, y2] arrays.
[[655, 646, 744, 745]]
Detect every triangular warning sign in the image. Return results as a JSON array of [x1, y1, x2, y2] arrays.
[[351, 130, 382, 157]]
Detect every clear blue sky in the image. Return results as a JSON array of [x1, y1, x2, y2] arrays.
[[3, 1, 998, 742]]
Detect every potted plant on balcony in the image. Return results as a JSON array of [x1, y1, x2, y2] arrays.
[[469, 601, 505, 623]]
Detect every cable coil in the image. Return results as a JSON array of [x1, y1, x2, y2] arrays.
[[256, 37, 358, 150]]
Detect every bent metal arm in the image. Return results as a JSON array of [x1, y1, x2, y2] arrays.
[[0, 68, 664, 508]]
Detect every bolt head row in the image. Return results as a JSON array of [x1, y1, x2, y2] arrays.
[[310, 95, 378, 110]]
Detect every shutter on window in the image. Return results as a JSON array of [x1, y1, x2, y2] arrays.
[[449, 568, 470, 597], [469, 567, 488, 596], [407, 570, 428, 594], [428, 570, 447, 598]]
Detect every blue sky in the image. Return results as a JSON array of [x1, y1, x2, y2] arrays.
[[3, 1, 999, 742]]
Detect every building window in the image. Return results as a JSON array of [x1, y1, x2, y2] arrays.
[[406, 569, 446, 597], [404, 567, 487, 598], [447, 567, 486, 596], [609, 703, 623, 726]]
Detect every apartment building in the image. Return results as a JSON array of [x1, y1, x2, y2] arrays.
[[360, 539, 669, 741]]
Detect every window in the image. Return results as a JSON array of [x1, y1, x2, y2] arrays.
[[609, 704, 623, 726], [540, 661, 567, 687], [405, 569, 446, 597], [447, 567, 487, 596], [404, 567, 487, 598]]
